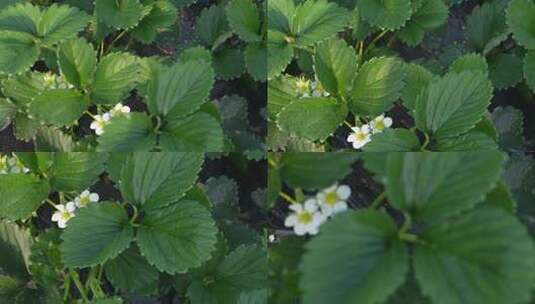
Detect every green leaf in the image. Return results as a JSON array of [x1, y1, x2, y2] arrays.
[[488, 53, 524, 90], [137, 200, 217, 274], [48, 152, 107, 192], [291, 0, 350, 46], [449, 53, 488, 75], [267, 74, 297, 120], [131, 0, 177, 44], [196, 4, 232, 49], [491, 106, 525, 151], [91, 52, 140, 104], [0, 31, 39, 74], [363, 129, 421, 151], [524, 50, 535, 92], [178, 46, 212, 64], [96, 113, 157, 152], [57, 37, 96, 89], [398, 0, 448, 46], [506, 0, 535, 49], [277, 97, 347, 142], [95, 0, 144, 29], [0, 3, 40, 35], [386, 151, 504, 220], [414, 208, 535, 304], [244, 42, 267, 81], [0, 219, 32, 279], [267, 30, 293, 79], [301, 210, 408, 304], [280, 153, 358, 189], [350, 57, 406, 116], [359, 0, 411, 30], [482, 182, 515, 213], [226, 0, 261, 42], [147, 60, 214, 120], [28, 89, 89, 127], [415, 71, 493, 140], [34, 126, 75, 152], [213, 48, 245, 80], [160, 112, 224, 152], [60, 202, 134, 268], [401, 63, 433, 111], [466, 1, 508, 53], [104, 244, 159, 295], [314, 38, 358, 97], [1, 72, 44, 106], [12, 112, 39, 141], [267, 0, 295, 34], [0, 98, 17, 131], [120, 153, 203, 210], [0, 174, 49, 221], [433, 131, 497, 151], [37, 4, 90, 45], [0, 0, 27, 11]]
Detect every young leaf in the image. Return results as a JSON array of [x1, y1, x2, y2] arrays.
[[28, 89, 89, 127], [0, 31, 39, 74], [363, 129, 421, 152], [48, 152, 107, 192], [160, 112, 224, 152], [277, 97, 348, 141], [120, 152, 203, 210], [350, 57, 406, 116], [0, 174, 50, 221], [91, 52, 140, 104], [398, 0, 448, 46], [226, 0, 262, 42], [359, 0, 411, 30], [96, 113, 157, 152], [60, 202, 134, 268], [301, 211, 408, 304], [386, 151, 504, 220], [414, 71, 492, 140], [137, 200, 217, 274], [57, 37, 97, 89], [37, 4, 90, 45], [95, 0, 144, 29], [524, 50, 535, 92], [314, 38, 358, 97], [414, 209, 535, 304], [506, 0, 535, 49]]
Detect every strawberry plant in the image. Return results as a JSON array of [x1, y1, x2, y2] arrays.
[[267, 0, 534, 152], [267, 151, 535, 304], [0, 0, 266, 153], [0, 152, 268, 303]]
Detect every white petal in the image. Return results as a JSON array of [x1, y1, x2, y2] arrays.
[[51, 212, 61, 222], [313, 212, 326, 224], [81, 190, 90, 196], [89, 193, 99, 202], [289, 203, 303, 213], [316, 192, 326, 202], [324, 184, 337, 193], [66, 202, 76, 212], [321, 205, 333, 217], [361, 124, 370, 134], [333, 202, 348, 213], [102, 113, 111, 121], [347, 133, 356, 142], [307, 224, 319, 235], [383, 117, 393, 127], [284, 215, 298, 227], [304, 199, 318, 212], [294, 223, 307, 236], [58, 221, 67, 229], [122, 106, 130, 113], [96, 128, 104, 135], [336, 185, 351, 200]]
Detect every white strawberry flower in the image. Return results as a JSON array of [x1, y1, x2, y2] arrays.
[[311, 81, 330, 97], [90, 113, 111, 135], [284, 198, 325, 236], [109, 103, 131, 117], [317, 183, 351, 216], [43, 72, 57, 88], [7, 156, 29, 174], [370, 114, 393, 134], [51, 202, 76, 229], [347, 124, 371, 149], [295, 77, 311, 97], [0, 155, 8, 174], [75, 190, 99, 208]]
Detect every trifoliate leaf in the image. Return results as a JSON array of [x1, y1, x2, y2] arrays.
[[244, 42, 267, 81], [0, 98, 16, 131], [48, 152, 107, 192], [524, 50, 535, 92], [0, 219, 32, 279], [415, 71, 493, 140], [1, 72, 43, 106], [433, 130, 497, 151], [12, 112, 39, 141], [0, 174, 49, 221], [398, 0, 448, 46], [226, 0, 262, 42], [57, 37, 96, 89], [350, 57, 406, 116], [105, 244, 159, 295], [314, 38, 358, 97], [466, 1, 509, 53], [146, 60, 214, 120], [506, 0, 535, 49], [280, 153, 358, 189], [196, 4, 232, 49], [449, 53, 488, 75], [488, 53, 524, 90], [37, 4, 90, 45], [61, 202, 134, 268], [28, 89, 89, 127], [267, 0, 295, 34], [277, 97, 347, 141], [291, 0, 350, 46], [95, 0, 144, 29], [120, 153, 203, 210], [160, 112, 224, 151], [386, 151, 504, 220], [414, 209, 535, 304], [34, 126, 75, 152], [0, 3, 40, 35], [137, 200, 217, 274], [91, 52, 140, 104], [401, 63, 433, 111], [213, 48, 245, 80], [131, 0, 177, 44], [267, 30, 293, 79], [0, 31, 39, 74], [301, 210, 408, 304], [267, 74, 297, 120], [363, 129, 421, 151], [96, 113, 157, 152], [359, 0, 411, 30]]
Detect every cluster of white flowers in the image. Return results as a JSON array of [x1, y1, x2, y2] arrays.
[[42, 72, 74, 90], [347, 114, 393, 149], [284, 183, 351, 236], [0, 155, 30, 174], [90, 103, 131, 135], [51, 190, 99, 228], [295, 77, 330, 98]]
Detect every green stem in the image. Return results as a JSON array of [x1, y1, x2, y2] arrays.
[[399, 211, 412, 234], [369, 192, 386, 209], [63, 273, 71, 301], [279, 191, 298, 204], [108, 30, 127, 52], [344, 120, 354, 129], [130, 204, 139, 224], [363, 29, 389, 56], [69, 269, 89, 303], [421, 132, 430, 151]]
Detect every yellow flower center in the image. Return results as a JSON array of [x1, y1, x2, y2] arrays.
[[325, 192, 338, 206], [356, 132, 367, 141], [375, 120, 384, 131], [298, 212, 313, 224], [79, 197, 90, 206], [61, 212, 71, 221]]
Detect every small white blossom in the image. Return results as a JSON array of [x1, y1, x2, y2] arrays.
[[51, 202, 76, 229], [75, 190, 99, 208], [311, 81, 330, 97], [370, 114, 393, 134], [7, 157, 29, 174], [109, 103, 131, 117], [90, 113, 111, 135], [0, 155, 8, 174], [317, 183, 350, 217], [295, 77, 311, 97], [42, 72, 74, 89], [284, 198, 325, 236], [347, 124, 371, 149]]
